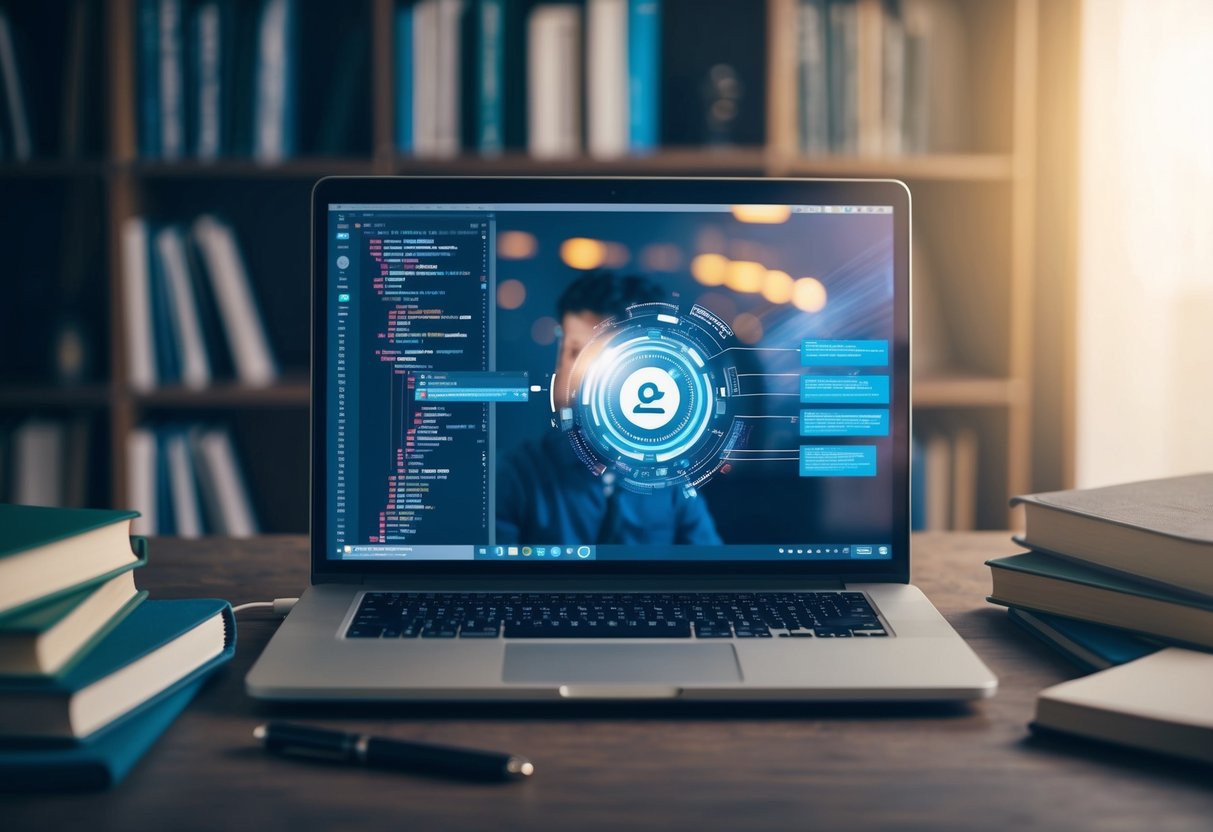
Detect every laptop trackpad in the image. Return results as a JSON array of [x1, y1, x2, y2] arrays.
[[502, 644, 741, 684]]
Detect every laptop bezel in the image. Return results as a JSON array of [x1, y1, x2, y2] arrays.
[[310, 176, 911, 584]]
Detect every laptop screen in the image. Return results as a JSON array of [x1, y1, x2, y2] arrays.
[[323, 194, 902, 568]]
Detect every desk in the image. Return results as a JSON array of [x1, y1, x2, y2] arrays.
[[2, 533, 1210, 831]]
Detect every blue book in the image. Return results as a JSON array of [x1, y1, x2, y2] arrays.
[[0, 599, 235, 743], [137, 0, 161, 158], [147, 222, 180, 385], [627, 0, 660, 153], [395, 1, 413, 153], [476, 0, 504, 154], [1007, 607, 1160, 672], [0, 674, 207, 791]]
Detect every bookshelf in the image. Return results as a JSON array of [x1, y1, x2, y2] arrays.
[[0, 0, 1049, 532]]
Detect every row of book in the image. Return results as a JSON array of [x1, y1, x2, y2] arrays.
[[796, 0, 967, 155], [136, 0, 361, 161], [0, 504, 235, 790], [0, 417, 94, 511], [397, 0, 768, 159], [127, 424, 259, 538], [910, 426, 977, 531], [989, 473, 1213, 765], [123, 214, 278, 390]]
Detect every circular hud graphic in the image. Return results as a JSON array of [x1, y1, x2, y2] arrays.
[[556, 302, 745, 495]]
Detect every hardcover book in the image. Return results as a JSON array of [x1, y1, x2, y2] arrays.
[[987, 550, 1213, 650], [1011, 472, 1213, 598], [0, 599, 235, 742]]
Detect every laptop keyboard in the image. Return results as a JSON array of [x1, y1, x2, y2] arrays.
[[344, 592, 887, 639]]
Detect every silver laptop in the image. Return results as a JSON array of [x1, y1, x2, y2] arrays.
[[246, 176, 996, 702]]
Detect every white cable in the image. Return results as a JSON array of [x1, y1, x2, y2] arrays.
[[232, 598, 299, 616]]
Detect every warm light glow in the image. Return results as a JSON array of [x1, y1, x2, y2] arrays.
[[498, 231, 537, 259], [761, 270, 794, 304], [732, 313, 764, 344], [730, 204, 792, 224], [640, 243, 683, 272], [691, 253, 728, 286], [497, 279, 526, 310], [603, 242, 631, 268], [725, 260, 765, 293], [560, 237, 607, 270], [531, 316, 558, 346], [792, 277, 827, 312]]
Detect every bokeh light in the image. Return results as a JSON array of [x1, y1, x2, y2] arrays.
[[531, 316, 558, 346], [603, 242, 631, 268], [733, 313, 764, 343], [792, 277, 828, 312], [691, 253, 728, 286], [560, 237, 607, 270], [761, 269, 794, 304], [497, 279, 526, 310], [498, 231, 537, 259], [730, 204, 792, 224], [640, 243, 683, 272], [725, 260, 765, 293]]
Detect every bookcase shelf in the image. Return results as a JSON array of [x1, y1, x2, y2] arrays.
[[0, 0, 1053, 532]]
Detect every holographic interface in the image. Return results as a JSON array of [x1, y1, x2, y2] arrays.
[[559, 301, 742, 498], [325, 202, 900, 563]]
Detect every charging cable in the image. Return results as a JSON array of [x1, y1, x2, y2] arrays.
[[232, 598, 299, 616]]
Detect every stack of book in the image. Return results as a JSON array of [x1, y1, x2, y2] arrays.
[[987, 473, 1213, 765], [0, 504, 235, 790]]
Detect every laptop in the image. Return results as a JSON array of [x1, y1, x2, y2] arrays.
[[246, 176, 997, 702]]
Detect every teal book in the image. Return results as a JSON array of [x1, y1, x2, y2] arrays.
[[1006, 607, 1160, 673], [0, 674, 207, 791], [0, 599, 235, 742], [987, 550, 1213, 650], [0, 568, 148, 677], [0, 504, 143, 617]]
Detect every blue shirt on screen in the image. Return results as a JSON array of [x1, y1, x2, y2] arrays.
[[496, 431, 722, 546]]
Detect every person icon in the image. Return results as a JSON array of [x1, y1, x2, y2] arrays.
[[496, 271, 722, 547]]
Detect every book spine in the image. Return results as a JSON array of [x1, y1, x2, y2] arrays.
[[158, 0, 186, 160], [155, 226, 212, 390], [121, 219, 158, 391], [137, 0, 161, 158], [434, 0, 465, 158], [194, 1, 223, 160], [127, 427, 158, 536], [587, 0, 628, 159], [0, 9, 32, 160], [191, 216, 278, 386], [412, 0, 438, 157], [627, 0, 659, 153], [528, 4, 582, 159], [196, 427, 258, 535], [146, 222, 181, 385], [797, 0, 829, 155], [165, 430, 203, 538], [14, 421, 66, 508], [477, 0, 505, 154], [253, 0, 291, 162], [395, 2, 413, 154]]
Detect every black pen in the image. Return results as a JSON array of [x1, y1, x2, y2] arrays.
[[253, 722, 534, 782]]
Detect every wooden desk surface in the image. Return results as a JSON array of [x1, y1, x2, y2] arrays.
[[3, 533, 1211, 831]]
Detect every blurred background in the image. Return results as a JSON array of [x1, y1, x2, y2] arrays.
[[0, 0, 1207, 535]]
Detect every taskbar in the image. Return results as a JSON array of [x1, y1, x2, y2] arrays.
[[336, 543, 892, 562]]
